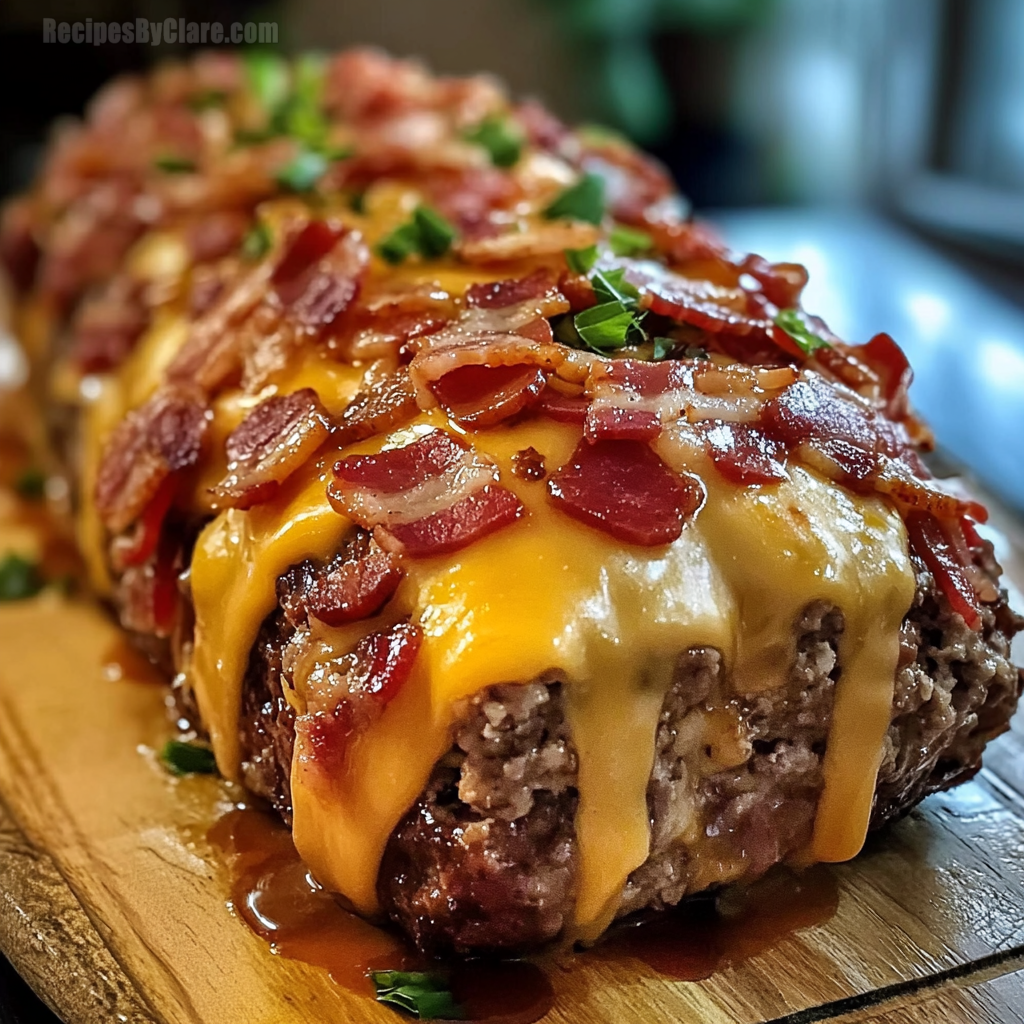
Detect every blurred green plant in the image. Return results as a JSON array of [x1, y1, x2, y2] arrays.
[[536, 0, 775, 143]]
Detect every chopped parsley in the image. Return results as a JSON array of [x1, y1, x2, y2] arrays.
[[375, 206, 458, 264], [555, 265, 646, 353], [274, 149, 329, 192], [240, 221, 272, 262], [543, 173, 605, 225], [590, 266, 641, 306], [14, 468, 46, 501], [160, 740, 218, 777], [0, 554, 43, 602], [609, 224, 653, 257], [774, 308, 832, 355], [244, 51, 290, 114], [652, 336, 675, 361], [564, 245, 598, 275], [574, 301, 645, 350], [153, 155, 196, 174], [463, 115, 522, 168], [370, 971, 464, 1020]]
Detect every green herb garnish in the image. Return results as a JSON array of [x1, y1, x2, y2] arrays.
[[14, 468, 46, 501], [543, 173, 605, 225], [375, 206, 458, 264], [774, 308, 831, 355], [0, 554, 43, 602], [609, 224, 653, 257], [652, 337, 675, 361], [244, 51, 290, 113], [590, 266, 641, 306], [275, 149, 329, 192], [564, 245, 598, 275], [153, 155, 196, 174], [370, 971, 464, 1020], [574, 301, 645, 351], [160, 740, 218, 777], [463, 115, 522, 168], [241, 221, 272, 262]]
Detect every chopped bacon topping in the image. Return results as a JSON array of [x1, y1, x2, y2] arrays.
[[306, 544, 403, 626], [905, 512, 983, 631], [111, 475, 177, 570], [185, 210, 249, 264], [511, 446, 546, 481], [383, 484, 524, 557], [465, 268, 559, 310], [535, 385, 588, 425], [95, 386, 208, 533], [548, 439, 703, 546], [329, 429, 523, 556], [459, 222, 601, 264], [626, 261, 771, 337], [272, 221, 368, 329], [739, 254, 808, 310], [584, 406, 661, 443], [335, 367, 420, 446], [296, 618, 423, 778], [703, 421, 788, 486], [408, 323, 567, 405], [211, 388, 331, 509], [71, 279, 149, 373], [430, 363, 547, 429]]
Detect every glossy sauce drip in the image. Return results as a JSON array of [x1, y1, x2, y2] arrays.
[[208, 807, 555, 1022], [100, 637, 167, 685], [596, 866, 839, 981]]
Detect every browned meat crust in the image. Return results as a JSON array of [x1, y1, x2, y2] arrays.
[[239, 535, 1022, 953]]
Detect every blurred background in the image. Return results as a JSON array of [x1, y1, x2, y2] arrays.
[[0, 0, 1022, 510]]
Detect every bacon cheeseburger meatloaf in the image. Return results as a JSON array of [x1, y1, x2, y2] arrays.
[[4, 49, 1022, 953]]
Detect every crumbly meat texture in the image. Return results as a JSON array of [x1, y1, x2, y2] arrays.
[[239, 537, 1022, 954]]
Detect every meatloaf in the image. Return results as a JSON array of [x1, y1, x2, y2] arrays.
[[4, 47, 1021, 954]]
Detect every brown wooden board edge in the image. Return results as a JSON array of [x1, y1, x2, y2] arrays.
[[0, 795, 157, 1024]]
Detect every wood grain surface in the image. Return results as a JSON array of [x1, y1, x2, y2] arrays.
[[0, 528, 1022, 1024]]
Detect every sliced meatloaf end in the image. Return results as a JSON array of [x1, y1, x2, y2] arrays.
[[238, 536, 1023, 953]]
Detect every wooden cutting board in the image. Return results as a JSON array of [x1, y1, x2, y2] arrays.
[[0, 514, 1023, 1024]]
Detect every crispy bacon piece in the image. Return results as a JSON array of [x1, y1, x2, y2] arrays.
[[853, 332, 913, 420], [703, 421, 788, 486], [459, 222, 600, 264], [297, 618, 423, 777], [423, 166, 517, 239], [548, 439, 703, 546], [408, 325, 567, 404], [644, 217, 727, 266], [584, 406, 661, 443], [111, 475, 177, 570], [211, 388, 331, 509], [511, 446, 546, 481], [739, 254, 808, 310], [580, 143, 675, 225], [513, 99, 569, 151], [306, 545, 403, 626], [329, 430, 523, 556], [335, 367, 420, 445], [72, 279, 149, 373], [272, 221, 368, 329], [762, 376, 878, 455], [905, 512, 983, 631], [535, 386, 589, 425], [465, 268, 559, 310], [626, 261, 771, 337], [186, 210, 249, 264], [95, 386, 208, 533], [383, 485, 524, 557], [430, 363, 547, 429]]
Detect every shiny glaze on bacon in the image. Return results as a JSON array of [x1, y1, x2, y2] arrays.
[[4, 48, 997, 726]]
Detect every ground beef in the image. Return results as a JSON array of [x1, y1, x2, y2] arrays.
[[238, 536, 1023, 954]]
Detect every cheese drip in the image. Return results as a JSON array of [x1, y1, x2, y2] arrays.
[[189, 408, 914, 939]]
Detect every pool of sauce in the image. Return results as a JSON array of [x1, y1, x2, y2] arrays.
[[208, 807, 555, 1022], [595, 865, 839, 981]]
